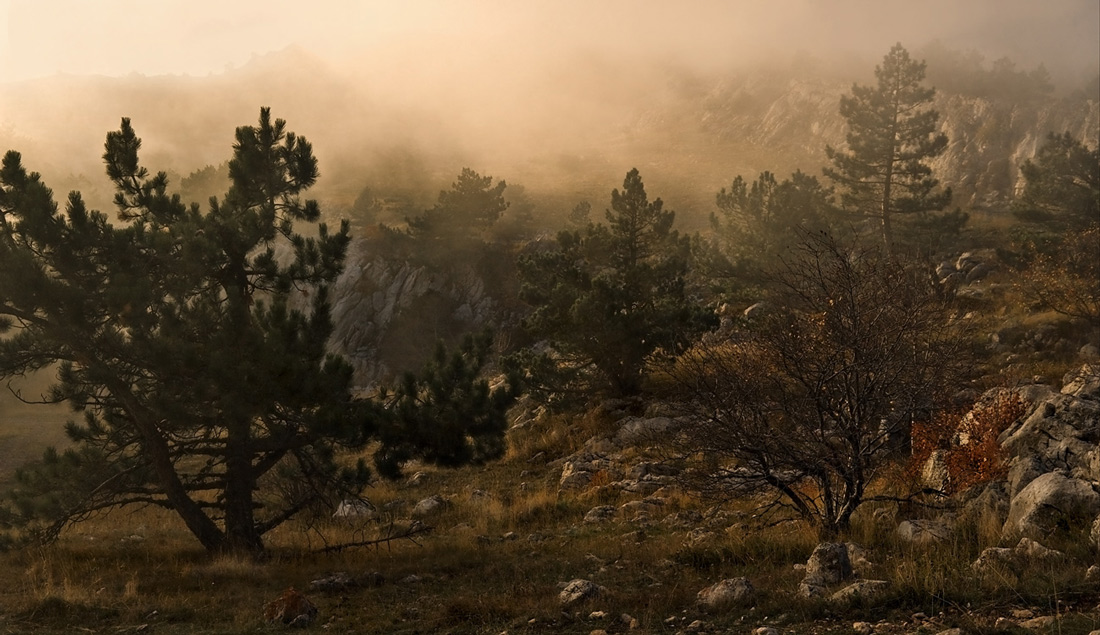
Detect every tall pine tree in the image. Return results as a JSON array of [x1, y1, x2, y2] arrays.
[[0, 110, 516, 554], [825, 43, 951, 253], [517, 169, 712, 399]]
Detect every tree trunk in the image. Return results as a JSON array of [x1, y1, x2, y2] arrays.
[[223, 420, 263, 555], [97, 371, 227, 551]]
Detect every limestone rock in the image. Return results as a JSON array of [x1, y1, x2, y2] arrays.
[[799, 542, 853, 596], [1014, 537, 1064, 562], [1002, 471, 1100, 539], [696, 577, 755, 610], [831, 580, 889, 603], [411, 494, 452, 518], [897, 519, 952, 544], [583, 505, 617, 524], [971, 547, 1016, 576], [309, 572, 354, 593], [332, 498, 376, 519], [559, 579, 606, 607]]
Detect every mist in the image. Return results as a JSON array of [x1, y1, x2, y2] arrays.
[[0, 0, 1097, 227]]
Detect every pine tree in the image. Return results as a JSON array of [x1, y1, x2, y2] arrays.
[[1013, 132, 1100, 230], [825, 44, 951, 253], [0, 110, 516, 554], [517, 168, 713, 399], [408, 168, 508, 242]]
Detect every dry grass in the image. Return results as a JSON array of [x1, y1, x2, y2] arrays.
[[0, 395, 1098, 633], [0, 449, 1093, 635]]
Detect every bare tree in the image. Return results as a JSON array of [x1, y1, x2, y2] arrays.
[[667, 232, 971, 536]]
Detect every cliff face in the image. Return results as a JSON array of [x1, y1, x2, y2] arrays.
[[326, 240, 505, 389], [687, 74, 1099, 209]]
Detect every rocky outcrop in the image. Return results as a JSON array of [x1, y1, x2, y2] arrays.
[[325, 243, 505, 388]]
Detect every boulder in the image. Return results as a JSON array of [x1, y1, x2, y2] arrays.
[[332, 498, 376, 519], [1014, 537, 1064, 562], [1091, 514, 1100, 548], [799, 542, 853, 596], [971, 547, 1015, 576], [897, 519, 952, 544], [696, 577, 755, 610], [1002, 471, 1100, 539], [830, 580, 889, 603], [559, 579, 606, 607], [411, 494, 452, 518], [583, 505, 617, 524]]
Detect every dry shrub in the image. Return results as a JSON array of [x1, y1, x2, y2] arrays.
[[909, 392, 1027, 494]]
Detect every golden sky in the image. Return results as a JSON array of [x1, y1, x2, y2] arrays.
[[1, 0, 1098, 83]]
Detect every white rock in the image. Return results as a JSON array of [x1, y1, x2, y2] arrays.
[[411, 494, 452, 518], [1002, 471, 1100, 539], [558, 579, 606, 607], [696, 577, 755, 609]]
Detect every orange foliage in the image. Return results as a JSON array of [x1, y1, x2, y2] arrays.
[[909, 392, 1027, 494]]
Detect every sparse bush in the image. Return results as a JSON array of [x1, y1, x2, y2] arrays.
[[668, 232, 972, 536]]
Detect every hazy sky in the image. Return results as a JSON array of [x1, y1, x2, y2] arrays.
[[2, 0, 1098, 83]]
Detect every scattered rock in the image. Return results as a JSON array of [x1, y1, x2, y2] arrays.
[[411, 494, 452, 518], [308, 572, 354, 593], [332, 498, 376, 519], [1014, 537, 1064, 562], [1092, 514, 1100, 548], [935, 629, 964, 635], [852, 621, 874, 635], [559, 579, 606, 607], [583, 505, 617, 524], [830, 580, 889, 603], [696, 577, 755, 610], [752, 627, 778, 635], [1087, 565, 1100, 582], [1020, 616, 1057, 630], [799, 542, 852, 597], [896, 518, 952, 544], [615, 416, 674, 446], [972, 547, 1016, 576], [263, 588, 318, 627]]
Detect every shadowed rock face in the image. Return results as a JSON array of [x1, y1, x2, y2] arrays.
[[325, 243, 504, 389], [1002, 471, 1100, 539]]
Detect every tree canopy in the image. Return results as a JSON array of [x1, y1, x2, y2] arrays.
[[1013, 132, 1100, 230], [408, 167, 508, 242], [0, 110, 516, 554], [825, 43, 951, 253], [516, 168, 713, 400]]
